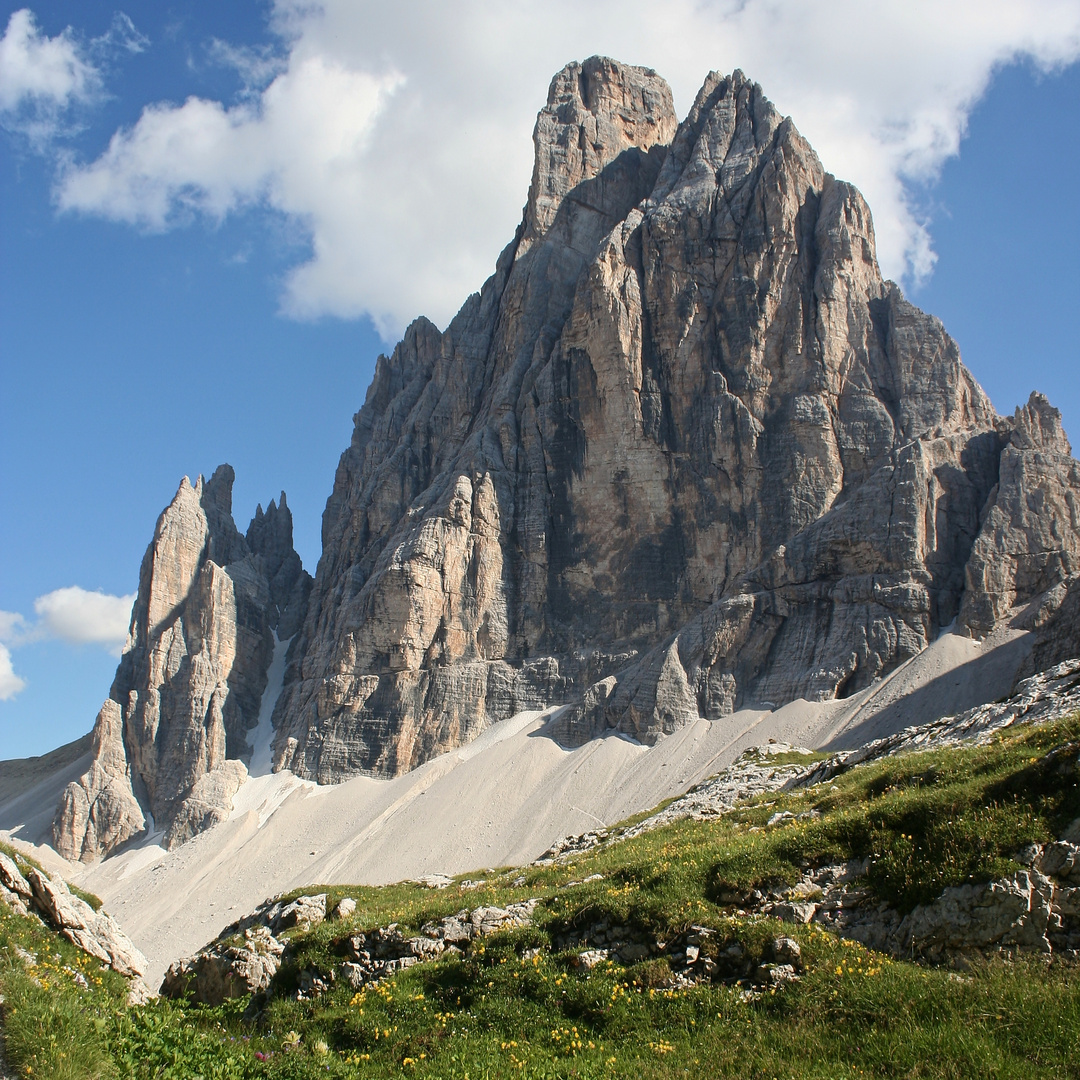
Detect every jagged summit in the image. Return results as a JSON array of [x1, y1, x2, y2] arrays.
[[521, 57, 676, 252], [49, 58, 1080, 859], [53, 467, 311, 861]]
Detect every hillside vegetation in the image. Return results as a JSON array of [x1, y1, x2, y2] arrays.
[[4, 715, 1080, 1078]]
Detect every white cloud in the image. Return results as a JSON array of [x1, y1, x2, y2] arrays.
[[0, 8, 99, 123], [32, 587, 135, 653], [95, 12, 148, 58], [0, 588, 134, 701], [54, 0, 1080, 336], [0, 643, 26, 701], [0, 9, 147, 145], [0, 610, 28, 643]]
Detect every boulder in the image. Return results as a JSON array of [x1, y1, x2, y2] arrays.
[[160, 926, 284, 1004], [24, 867, 146, 977]]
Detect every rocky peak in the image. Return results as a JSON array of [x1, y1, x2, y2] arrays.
[[1011, 391, 1072, 455], [246, 493, 311, 637], [202, 462, 235, 517], [521, 56, 676, 252], [128, 466, 247, 648], [651, 68, 785, 203], [54, 466, 311, 861]]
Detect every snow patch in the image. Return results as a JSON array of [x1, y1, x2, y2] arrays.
[[247, 633, 290, 777]]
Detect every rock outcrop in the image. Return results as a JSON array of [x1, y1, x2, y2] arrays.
[[53, 468, 310, 861], [0, 848, 147, 988], [160, 925, 285, 1004], [269, 56, 1080, 781], [161, 895, 540, 1005]]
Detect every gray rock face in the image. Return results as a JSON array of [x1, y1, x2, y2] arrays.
[[896, 869, 1054, 955], [960, 393, 1080, 635], [22, 866, 147, 977], [53, 467, 310, 861], [270, 57, 1080, 780]]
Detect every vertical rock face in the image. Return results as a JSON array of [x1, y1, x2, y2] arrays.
[[960, 393, 1080, 634], [54, 467, 310, 861], [270, 57, 1080, 778]]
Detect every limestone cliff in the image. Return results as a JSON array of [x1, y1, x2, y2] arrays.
[[53, 467, 310, 861], [267, 57, 1080, 779]]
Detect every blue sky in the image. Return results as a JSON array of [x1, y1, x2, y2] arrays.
[[1, 1, 1078, 759]]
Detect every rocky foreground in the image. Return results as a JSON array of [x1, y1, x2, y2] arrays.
[[0, 846, 149, 1000], [3, 657, 1080, 1077]]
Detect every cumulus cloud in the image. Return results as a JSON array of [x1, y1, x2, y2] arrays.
[[0, 644, 26, 701], [33, 587, 135, 653], [0, 588, 133, 702], [0, 9, 146, 144], [54, 0, 1080, 336], [0, 613, 29, 700], [0, 8, 97, 110], [0, 7, 99, 141]]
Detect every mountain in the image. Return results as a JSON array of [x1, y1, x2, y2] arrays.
[[49, 56, 1080, 861], [269, 58, 1080, 778]]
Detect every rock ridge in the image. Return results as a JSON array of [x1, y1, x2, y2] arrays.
[[0, 847, 148, 999]]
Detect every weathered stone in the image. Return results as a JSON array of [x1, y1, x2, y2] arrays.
[[898, 870, 1053, 954], [127, 976, 154, 1006], [160, 925, 284, 1004], [1037, 842, 1080, 884], [0, 884, 28, 916], [573, 948, 610, 970], [768, 936, 802, 968], [53, 467, 310, 861], [24, 867, 146, 977], [0, 853, 31, 900], [270, 894, 326, 933], [340, 962, 367, 990], [161, 759, 249, 850], [769, 901, 817, 925], [756, 963, 799, 985], [332, 897, 357, 920]]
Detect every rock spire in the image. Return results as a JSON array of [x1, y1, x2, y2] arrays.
[[53, 466, 310, 861]]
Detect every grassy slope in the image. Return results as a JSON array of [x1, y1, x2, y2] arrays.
[[3, 716, 1080, 1078]]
